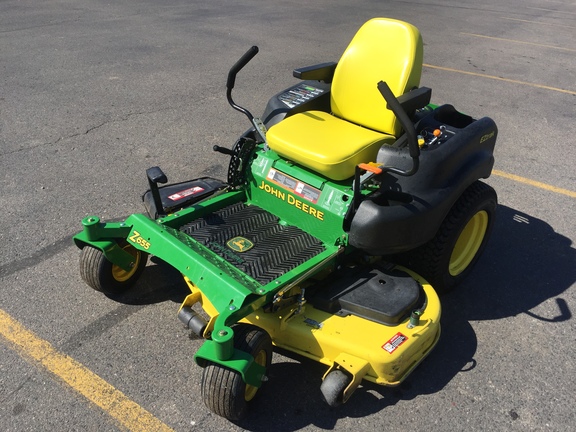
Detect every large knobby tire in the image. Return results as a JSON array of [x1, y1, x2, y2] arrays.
[[201, 324, 272, 422], [79, 243, 147, 295], [399, 181, 497, 295]]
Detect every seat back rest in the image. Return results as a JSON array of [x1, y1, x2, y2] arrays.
[[330, 18, 423, 137]]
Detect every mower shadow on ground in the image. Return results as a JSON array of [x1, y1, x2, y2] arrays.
[[237, 204, 574, 431], [109, 256, 190, 306], [234, 320, 478, 432], [448, 204, 575, 323]]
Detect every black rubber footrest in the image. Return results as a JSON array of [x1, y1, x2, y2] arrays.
[[180, 202, 325, 284]]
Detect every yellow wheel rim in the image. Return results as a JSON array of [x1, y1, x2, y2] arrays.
[[244, 350, 267, 402], [111, 245, 140, 282], [449, 210, 488, 276]]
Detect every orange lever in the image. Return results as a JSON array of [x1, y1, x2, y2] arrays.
[[358, 163, 383, 175]]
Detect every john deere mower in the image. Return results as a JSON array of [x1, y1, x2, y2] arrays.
[[74, 18, 497, 421]]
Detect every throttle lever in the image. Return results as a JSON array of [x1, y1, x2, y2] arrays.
[[213, 145, 235, 156]]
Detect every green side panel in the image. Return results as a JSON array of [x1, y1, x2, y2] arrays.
[[247, 149, 352, 245]]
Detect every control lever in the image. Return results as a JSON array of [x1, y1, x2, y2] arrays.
[[226, 46, 268, 146], [213, 145, 235, 156], [377, 81, 419, 176], [227, 46, 259, 91], [146, 166, 168, 217]]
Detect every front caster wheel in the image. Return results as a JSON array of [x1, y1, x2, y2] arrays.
[[201, 325, 272, 421], [320, 369, 352, 407], [79, 243, 147, 295]]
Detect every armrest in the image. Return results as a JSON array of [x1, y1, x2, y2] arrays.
[[293, 62, 337, 83], [395, 87, 432, 113]]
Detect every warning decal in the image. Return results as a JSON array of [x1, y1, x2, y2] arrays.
[[382, 332, 408, 354], [266, 168, 320, 204], [168, 186, 205, 201]]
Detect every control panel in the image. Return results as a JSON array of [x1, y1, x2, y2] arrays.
[[277, 83, 325, 109], [418, 125, 457, 149], [414, 105, 476, 150]]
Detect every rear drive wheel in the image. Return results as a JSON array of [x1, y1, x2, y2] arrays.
[[201, 324, 272, 421], [399, 181, 497, 294], [79, 242, 147, 295]]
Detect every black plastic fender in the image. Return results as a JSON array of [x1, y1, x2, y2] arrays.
[[349, 111, 497, 255]]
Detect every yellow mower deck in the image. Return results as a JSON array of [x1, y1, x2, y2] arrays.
[[181, 270, 441, 402]]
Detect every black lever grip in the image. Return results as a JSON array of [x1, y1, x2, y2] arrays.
[[227, 46, 259, 90], [213, 145, 235, 156], [378, 81, 420, 160]]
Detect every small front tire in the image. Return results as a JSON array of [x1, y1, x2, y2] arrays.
[[79, 243, 147, 295], [201, 325, 272, 421], [320, 369, 352, 407]]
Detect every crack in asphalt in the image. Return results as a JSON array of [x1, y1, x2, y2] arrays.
[[0, 214, 133, 279], [0, 18, 82, 35], [59, 304, 147, 353], [1, 106, 178, 157], [0, 375, 34, 405], [0, 235, 74, 279]]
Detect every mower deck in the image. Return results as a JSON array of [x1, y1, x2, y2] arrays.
[[242, 277, 440, 388]]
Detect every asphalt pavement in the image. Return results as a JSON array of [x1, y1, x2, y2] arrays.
[[1, 0, 575, 431]]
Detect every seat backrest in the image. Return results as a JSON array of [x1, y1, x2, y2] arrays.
[[330, 18, 423, 137]]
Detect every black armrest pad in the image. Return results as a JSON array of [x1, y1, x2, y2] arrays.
[[395, 87, 432, 113], [293, 62, 337, 82]]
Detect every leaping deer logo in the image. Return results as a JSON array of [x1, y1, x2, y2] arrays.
[[226, 236, 254, 253]]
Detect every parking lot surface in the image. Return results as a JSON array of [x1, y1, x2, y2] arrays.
[[1, 0, 575, 431]]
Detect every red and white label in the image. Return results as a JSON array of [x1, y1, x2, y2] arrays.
[[382, 332, 408, 354], [168, 186, 205, 201]]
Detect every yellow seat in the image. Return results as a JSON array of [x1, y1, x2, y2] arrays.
[[266, 18, 424, 180]]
